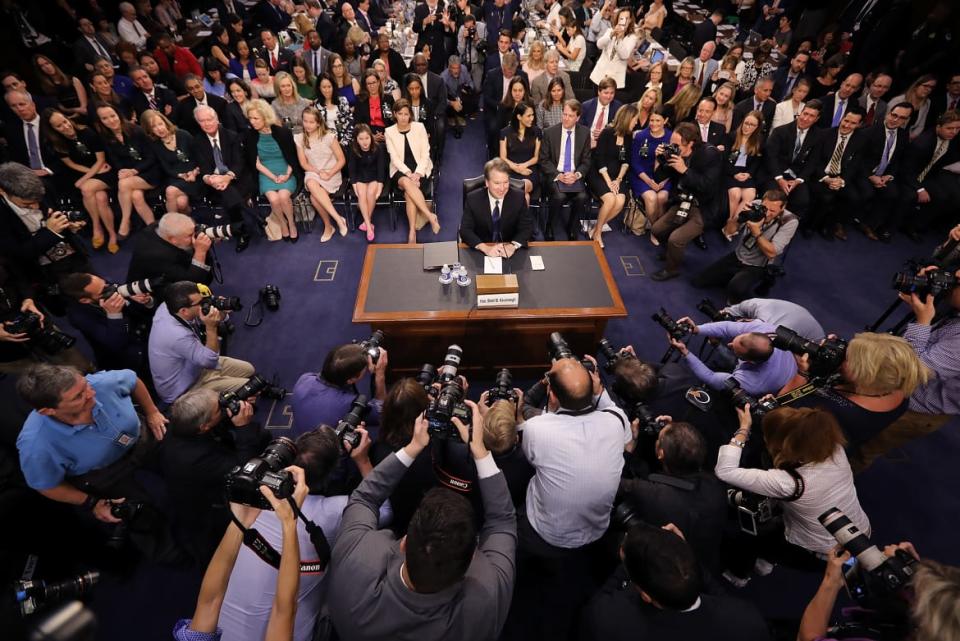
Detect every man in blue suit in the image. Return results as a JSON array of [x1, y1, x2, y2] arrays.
[[482, 0, 515, 46], [579, 78, 622, 148]]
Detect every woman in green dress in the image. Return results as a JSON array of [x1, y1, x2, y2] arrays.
[[244, 99, 303, 242]]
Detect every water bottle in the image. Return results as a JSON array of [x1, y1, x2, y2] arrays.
[[456, 264, 471, 287], [439, 264, 453, 285]]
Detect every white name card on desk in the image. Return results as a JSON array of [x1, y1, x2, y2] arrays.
[[478, 293, 519, 308], [484, 256, 503, 274], [530, 255, 545, 270]]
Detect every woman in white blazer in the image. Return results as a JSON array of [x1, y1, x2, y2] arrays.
[[589, 7, 639, 89], [385, 99, 440, 243], [771, 78, 811, 130]]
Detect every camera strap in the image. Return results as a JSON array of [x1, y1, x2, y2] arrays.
[[227, 497, 331, 574], [243, 294, 265, 327], [782, 468, 805, 502]]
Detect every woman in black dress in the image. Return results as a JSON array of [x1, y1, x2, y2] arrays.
[[140, 109, 200, 214], [722, 110, 764, 240], [87, 72, 135, 124], [39, 108, 118, 252], [589, 104, 638, 247], [92, 103, 159, 238], [348, 124, 388, 242], [402, 74, 435, 144], [498, 77, 531, 133], [499, 103, 541, 205], [225, 78, 255, 133]]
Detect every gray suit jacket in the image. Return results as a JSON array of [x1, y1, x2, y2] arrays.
[[323, 454, 517, 641], [530, 71, 574, 105], [857, 94, 888, 126], [693, 58, 719, 92]]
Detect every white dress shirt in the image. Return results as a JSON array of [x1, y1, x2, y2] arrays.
[[556, 125, 577, 176], [22, 115, 52, 174], [117, 18, 149, 48], [521, 391, 630, 548]]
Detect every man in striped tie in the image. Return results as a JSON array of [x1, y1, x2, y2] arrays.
[[896, 110, 960, 242], [803, 107, 865, 240]]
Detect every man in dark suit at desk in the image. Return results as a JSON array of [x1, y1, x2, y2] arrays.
[[540, 100, 592, 241], [762, 100, 824, 223], [732, 77, 776, 137], [460, 159, 533, 257], [191, 106, 256, 252]]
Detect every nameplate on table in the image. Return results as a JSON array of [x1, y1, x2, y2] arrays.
[[478, 292, 519, 308]]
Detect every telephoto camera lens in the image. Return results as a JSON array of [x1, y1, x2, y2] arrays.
[[630, 403, 668, 436], [737, 201, 766, 224], [771, 326, 847, 379], [696, 298, 733, 322], [597, 338, 619, 362], [201, 295, 243, 314], [437, 344, 463, 383], [485, 368, 517, 405], [5, 312, 77, 354], [651, 307, 693, 341], [106, 277, 165, 299], [819, 508, 889, 572], [336, 395, 371, 449], [416, 363, 437, 393], [547, 332, 575, 361], [891, 269, 958, 298], [16, 571, 101, 616], [197, 222, 243, 240]]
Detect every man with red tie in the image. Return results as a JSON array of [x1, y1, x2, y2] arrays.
[[857, 72, 892, 128], [256, 28, 293, 74], [579, 78, 622, 149]]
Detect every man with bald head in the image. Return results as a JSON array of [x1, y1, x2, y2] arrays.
[[514, 350, 630, 638], [819, 73, 864, 129], [692, 41, 718, 92], [190, 106, 256, 252], [127, 212, 215, 287]]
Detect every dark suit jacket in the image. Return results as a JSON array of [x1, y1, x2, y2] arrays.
[[130, 86, 179, 119], [215, 0, 249, 22], [192, 127, 254, 196], [771, 67, 808, 102], [539, 123, 593, 182], [72, 34, 116, 72], [3, 121, 61, 176], [579, 98, 623, 130], [857, 94, 888, 127], [0, 199, 86, 283], [732, 96, 776, 136], [481, 0, 515, 44], [459, 186, 533, 247], [900, 130, 960, 192], [373, 48, 408, 84], [927, 91, 960, 130], [255, 0, 292, 33], [853, 123, 908, 183], [254, 44, 294, 74], [481, 70, 528, 115], [422, 71, 448, 113], [675, 144, 723, 206], [695, 120, 729, 149], [691, 19, 717, 53], [244, 125, 304, 193], [176, 94, 229, 135], [763, 122, 821, 183], [802, 127, 864, 183], [817, 94, 856, 129], [126, 223, 214, 285]]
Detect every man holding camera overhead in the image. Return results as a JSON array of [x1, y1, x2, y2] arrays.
[[148, 280, 255, 404], [691, 190, 798, 304], [127, 212, 216, 288]]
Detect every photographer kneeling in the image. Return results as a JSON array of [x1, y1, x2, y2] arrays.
[[126, 212, 215, 287], [290, 341, 388, 436], [619, 419, 727, 576], [716, 406, 870, 585], [649, 122, 722, 282], [692, 190, 797, 304]]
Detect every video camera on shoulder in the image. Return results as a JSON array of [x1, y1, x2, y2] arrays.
[[101, 276, 164, 300], [225, 437, 298, 510], [485, 368, 518, 405], [195, 222, 244, 240], [597, 337, 635, 375], [548, 332, 596, 372], [357, 330, 385, 365], [336, 395, 371, 449], [737, 201, 767, 224], [892, 267, 957, 299], [696, 298, 738, 323], [770, 326, 846, 380], [820, 507, 918, 604], [219, 374, 287, 415], [651, 307, 694, 341], [4, 312, 76, 354]]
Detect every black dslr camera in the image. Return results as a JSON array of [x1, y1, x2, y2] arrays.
[[15, 569, 100, 616], [892, 268, 957, 298], [485, 368, 518, 405], [651, 308, 694, 341], [225, 438, 298, 509], [657, 143, 681, 160], [737, 201, 767, 224], [426, 379, 471, 439], [196, 222, 243, 240], [597, 338, 634, 374], [358, 330, 385, 364], [101, 276, 164, 300], [219, 374, 287, 416], [201, 294, 243, 314], [696, 298, 737, 322], [547, 332, 595, 372], [630, 402, 668, 437], [724, 378, 780, 419], [335, 395, 371, 449], [820, 507, 918, 604], [770, 326, 847, 379], [260, 285, 282, 311], [5, 312, 76, 354], [416, 363, 438, 395]]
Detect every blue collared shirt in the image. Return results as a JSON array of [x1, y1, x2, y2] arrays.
[[16, 370, 140, 490], [148, 303, 220, 404], [289, 374, 381, 437]]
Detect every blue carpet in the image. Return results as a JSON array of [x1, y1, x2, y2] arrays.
[[81, 116, 958, 638]]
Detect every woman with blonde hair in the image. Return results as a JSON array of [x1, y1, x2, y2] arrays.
[[717, 405, 870, 583], [889, 75, 937, 140], [634, 87, 661, 131], [780, 332, 931, 464], [663, 83, 701, 124], [711, 81, 736, 132], [371, 58, 400, 100], [244, 99, 303, 241], [295, 106, 348, 242], [522, 41, 547, 84], [385, 99, 440, 244], [672, 57, 696, 97], [141, 108, 200, 216], [590, 7, 638, 90], [722, 111, 764, 239], [271, 71, 312, 132]]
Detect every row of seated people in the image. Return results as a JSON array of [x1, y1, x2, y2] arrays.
[[4, 78, 444, 249]]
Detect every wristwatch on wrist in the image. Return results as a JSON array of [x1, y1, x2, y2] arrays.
[[729, 438, 746, 449], [81, 494, 98, 510]]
